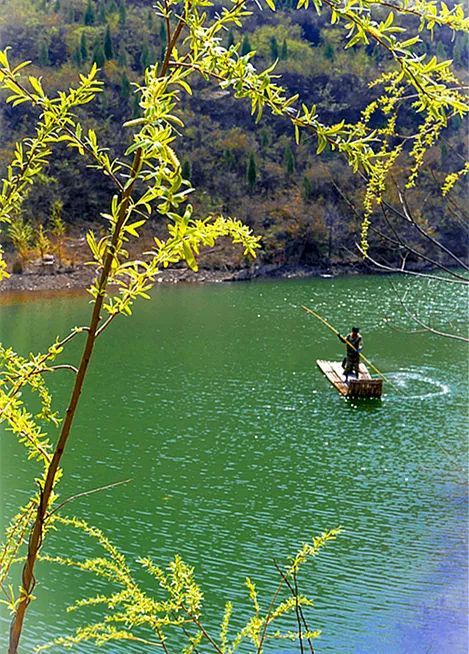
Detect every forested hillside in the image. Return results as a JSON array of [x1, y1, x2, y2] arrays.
[[0, 0, 467, 272]]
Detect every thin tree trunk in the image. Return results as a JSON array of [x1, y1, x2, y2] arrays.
[[8, 149, 142, 654], [8, 15, 186, 646]]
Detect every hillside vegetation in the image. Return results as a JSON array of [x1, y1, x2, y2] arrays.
[[0, 0, 467, 272]]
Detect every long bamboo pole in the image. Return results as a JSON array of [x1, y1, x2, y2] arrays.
[[301, 305, 401, 393]]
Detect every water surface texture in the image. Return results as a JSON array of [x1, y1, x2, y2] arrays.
[[0, 275, 467, 652]]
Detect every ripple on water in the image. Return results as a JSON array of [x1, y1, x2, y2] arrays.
[[389, 366, 451, 400]]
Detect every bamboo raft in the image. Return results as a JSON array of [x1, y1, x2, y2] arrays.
[[316, 360, 383, 398]]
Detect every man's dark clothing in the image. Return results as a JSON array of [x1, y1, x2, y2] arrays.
[[339, 332, 362, 378]]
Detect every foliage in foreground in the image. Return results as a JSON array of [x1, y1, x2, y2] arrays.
[[35, 517, 341, 651], [0, 0, 467, 651]]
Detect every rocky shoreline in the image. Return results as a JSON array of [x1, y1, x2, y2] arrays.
[[1, 256, 455, 298], [0, 262, 364, 296]]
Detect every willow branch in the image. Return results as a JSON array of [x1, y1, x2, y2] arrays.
[[48, 364, 79, 374], [376, 205, 469, 282], [61, 124, 124, 192], [390, 281, 469, 342], [273, 561, 315, 654], [47, 478, 132, 519], [161, 18, 186, 77], [395, 188, 469, 271], [256, 570, 290, 654], [358, 245, 468, 284], [95, 313, 119, 337], [187, 613, 223, 654]]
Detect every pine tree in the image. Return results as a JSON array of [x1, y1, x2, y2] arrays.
[[104, 24, 114, 60], [84, 0, 95, 25], [118, 45, 128, 67], [283, 145, 295, 177], [148, 9, 154, 31], [38, 41, 50, 66], [453, 35, 468, 68], [97, 0, 106, 23], [301, 176, 313, 202], [132, 92, 140, 118], [92, 43, 106, 67], [140, 43, 152, 71], [270, 36, 279, 61], [324, 41, 334, 60], [260, 128, 269, 148], [120, 72, 131, 100], [119, 1, 127, 27], [160, 21, 167, 46], [182, 159, 192, 180], [80, 33, 88, 61], [223, 149, 235, 169], [247, 153, 257, 188], [241, 35, 251, 56], [73, 45, 83, 67], [435, 41, 447, 60], [280, 38, 288, 60], [440, 141, 448, 166]]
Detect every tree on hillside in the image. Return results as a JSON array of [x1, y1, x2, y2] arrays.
[[97, 0, 106, 23], [72, 44, 83, 67], [92, 42, 105, 67], [436, 40, 448, 60], [240, 34, 251, 56], [80, 32, 88, 61], [302, 175, 313, 202], [281, 37, 288, 60], [159, 20, 167, 46], [120, 71, 130, 100], [224, 148, 236, 170], [182, 158, 192, 180], [260, 127, 270, 148], [103, 24, 113, 60], [7, 218, 34, 271], [131, 90, 140, 117], [453, 35, 467, 68], [140, 42, 152, 71], [324, 40, 334, 60], [284, 144, 295, 177], [117, 43, 128, 67], [38, 41, 50, 66], [247, 153, 257, 189], [118, 1, 126, 27], [50, 199, 66, 266], [270, 35, 279, 61], [35, 224, 51, 262], [84, 0, 95, 26]]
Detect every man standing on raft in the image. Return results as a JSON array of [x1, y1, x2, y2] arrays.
[[338, 326, 362, 382]]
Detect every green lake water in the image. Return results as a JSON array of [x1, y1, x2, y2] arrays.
[[0, 274, 467, 652]]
